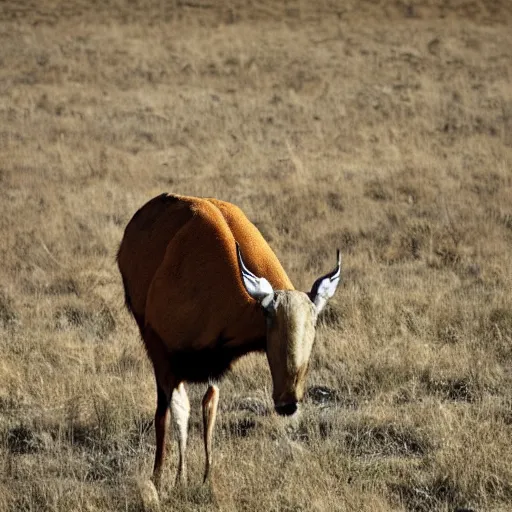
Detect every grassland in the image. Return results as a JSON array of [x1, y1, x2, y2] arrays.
[[0, 1, 511, 510]]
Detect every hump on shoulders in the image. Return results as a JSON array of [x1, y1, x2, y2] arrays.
[[205, 197, 294, 291], [118, 193, 294, 320]]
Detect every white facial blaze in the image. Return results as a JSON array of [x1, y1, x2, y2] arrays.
[[266, 291, 317, 405], [288, 305, 314, 375]]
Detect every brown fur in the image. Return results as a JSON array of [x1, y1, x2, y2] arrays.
[[117, 193, 294, 382]]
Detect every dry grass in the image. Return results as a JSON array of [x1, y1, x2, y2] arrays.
[[1, 1, 511, 510]]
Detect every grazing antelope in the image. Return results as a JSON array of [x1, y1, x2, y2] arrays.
[[117, 193, 341, 487]]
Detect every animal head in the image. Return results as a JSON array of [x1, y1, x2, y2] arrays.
[[237, 243, 341, 416]]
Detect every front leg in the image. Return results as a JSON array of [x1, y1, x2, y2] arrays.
[[171, 382, 190, 485], [202, 384, 220, 482]]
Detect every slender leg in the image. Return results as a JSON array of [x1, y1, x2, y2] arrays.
[[143, 325, 176, 490], [171, 382, 190, 485], [153, 382, 171, 489], [202, 384, 220, 482]]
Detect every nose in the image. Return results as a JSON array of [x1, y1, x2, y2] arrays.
[[275, 402, 298, 416]]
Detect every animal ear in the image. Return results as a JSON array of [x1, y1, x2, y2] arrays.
[[236, 242, 275, 310], [309, 250, 341, 313]]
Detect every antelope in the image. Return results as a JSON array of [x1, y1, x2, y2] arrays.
[[117, 193, 341, 487]]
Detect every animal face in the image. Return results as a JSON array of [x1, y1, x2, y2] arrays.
[[237, 243, 341, 416], [265, 291, 318, 415]]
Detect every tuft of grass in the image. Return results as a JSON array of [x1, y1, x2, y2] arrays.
[[0, 290, 17, 330]]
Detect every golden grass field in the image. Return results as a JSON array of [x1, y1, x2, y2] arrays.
[[1, 1, 511, 510]]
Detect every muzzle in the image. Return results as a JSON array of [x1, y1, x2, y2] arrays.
[[275, 401, 298, 416]]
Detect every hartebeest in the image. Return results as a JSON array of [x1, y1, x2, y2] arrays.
[[117, 193, 341, 487]]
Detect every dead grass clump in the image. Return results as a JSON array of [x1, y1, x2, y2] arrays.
[[223, 416, 258, 438], [492, 400, 512, 426], [317, 301, 345, 329], [395, 222, 431, 262], [342, 420, 433, 458], [306, 385, 340, 406], [110, 346, 148, 375], [225, 395, 268, 416], [251, 188, 331, 240], [289, 410, 433, 459], [44, 277, 80, 296], [390, 475, 468, 512], [164, 484, 216, 512], [364, 179, 393, 202], [421, 374, 477, 402], [64, 419, 132, 455], [5, 479, 143, 512], [436, 318, 464, 345], [346, 356, 421, 399], [0, 290, 17, 329], [433, 413, 512, 507], [474, 305, 512, 361], [54, 302, 116, 340], [488, 307, 512, 340], [5, 424, 52, 454]]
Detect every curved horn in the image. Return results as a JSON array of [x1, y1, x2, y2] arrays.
[[236, 242, 274, 309], [310, 249, 342, 313]]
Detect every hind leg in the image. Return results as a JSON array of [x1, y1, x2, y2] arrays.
[[171, 382, 190, 485], [202, 383, 220, 482], [143, 325, 177, 489], [153, 382, 172, 488]]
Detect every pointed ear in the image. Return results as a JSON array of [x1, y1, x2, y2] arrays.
[[236, 242, 275, 310], [309, 250, 341, 313]]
